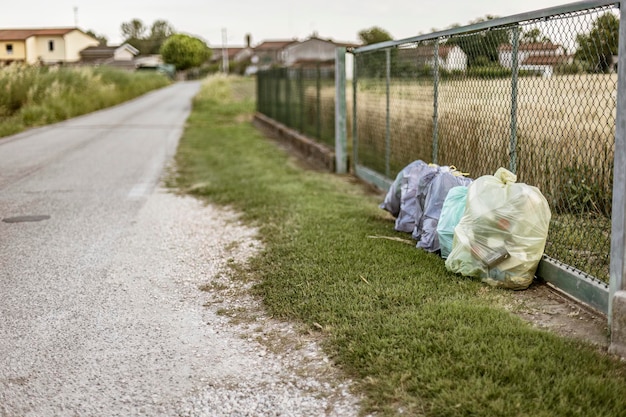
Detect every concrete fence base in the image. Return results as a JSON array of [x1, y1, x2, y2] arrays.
[[610, 291, 626, 358], [253, 112, 336, 172]]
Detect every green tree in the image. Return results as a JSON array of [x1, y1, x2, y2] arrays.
[[355, 27, 393, 78], [521, 28, 552, 44], [121, 19, 176, 55], [86, 29, 107, 46], [576, 12, 619, 73], [145, 20, 175, 54], [447, 16, 510, 67], [121, 19, 149, 53], [121, 18, 147, 40], [160, 34, 211, 71], [358, 27, 393, 45]]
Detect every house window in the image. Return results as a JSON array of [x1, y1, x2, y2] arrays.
[[6, 44, 13, 55], [48, 40, 54, 52]]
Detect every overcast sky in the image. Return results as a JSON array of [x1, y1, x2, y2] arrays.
[[3, 0, 579, 47]]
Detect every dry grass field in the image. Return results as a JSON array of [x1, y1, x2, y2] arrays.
[[354, 75, 615, 202]]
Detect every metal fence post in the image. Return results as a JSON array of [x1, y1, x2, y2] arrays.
[[256, 71, 261, 113], [352, 55, 359, 169], [432, 42, 440, 165], [385, 48, 391, 177], [510, 25, 520, 174], [335, 47, 348, 174], [285, 68, 291, 128], [273, 69, 278, 119], [298, 68, 304, 133], [316, 63, 322, 140], [609, 1, 626, 356]]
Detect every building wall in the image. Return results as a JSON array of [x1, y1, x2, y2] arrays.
[[0, 40, 26, 62], [33, 35, 66, 63], [25, 37, 38, 64], [64, 30, 99, 62], [443, 46, 467, 71], [114, 48, 135, 61], [282, 39, 337, 66]]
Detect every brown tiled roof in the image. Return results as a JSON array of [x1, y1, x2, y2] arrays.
[[223, 47, 245, 59], [414, 44, 461, 59], [81, 46, 116, 53], [211, 47, 248, 61], [0, 28, 77, 41], [254, 40, 296, 51], [298, 35, 359, 48]]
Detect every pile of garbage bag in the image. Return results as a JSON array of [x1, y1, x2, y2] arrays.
[[381, 163, 551, 290], [380, 161, 472, 253]]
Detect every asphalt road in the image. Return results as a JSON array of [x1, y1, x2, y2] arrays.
[[0, 81, 206, 415], [0, 82, 360, 416]]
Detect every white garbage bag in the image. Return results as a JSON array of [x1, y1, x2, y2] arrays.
[[445, 168, 551, 290]]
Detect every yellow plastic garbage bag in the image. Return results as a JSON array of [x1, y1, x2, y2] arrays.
[[445, 168, 551, 290]]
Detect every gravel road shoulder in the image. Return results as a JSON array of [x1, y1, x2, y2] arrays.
[[120, 188, 363, 416]]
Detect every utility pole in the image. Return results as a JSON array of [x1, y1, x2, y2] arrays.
[[73, 6, 78, 27]]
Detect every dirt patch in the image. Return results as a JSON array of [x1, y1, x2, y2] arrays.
[[509, 281, 609, 349]]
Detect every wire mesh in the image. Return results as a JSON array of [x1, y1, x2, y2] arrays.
[[257, 65, 336, 148], [353, 3, 619, 283]]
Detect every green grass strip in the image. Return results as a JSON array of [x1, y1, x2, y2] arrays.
[[173, 75, 626, 417]]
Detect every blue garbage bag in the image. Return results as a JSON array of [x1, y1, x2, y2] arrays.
[[415, 170, 472, 251], [379, 160, 425, 218], [396, 163, 439, 234], [436, 186, 469, 258]]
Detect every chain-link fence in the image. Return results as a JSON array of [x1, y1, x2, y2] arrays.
[[257, 66, 336, 148], [352, 1, 619, 286]]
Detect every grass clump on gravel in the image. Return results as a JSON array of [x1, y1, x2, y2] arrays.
[[0, 64, 170, 138], [172, 75, 626, 417]]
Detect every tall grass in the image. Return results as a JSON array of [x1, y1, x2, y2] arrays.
[[0, 64, 170, 138]]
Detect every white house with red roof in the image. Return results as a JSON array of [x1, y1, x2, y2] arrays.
[[498, 42, 572, 77], [0, 27, 99, 65]]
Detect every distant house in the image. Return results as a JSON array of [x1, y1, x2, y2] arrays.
[[280, 35, 357, 67], [498, 42, 572, 77], [79, 43, 139, 70], [210, 34, 255, 71], [210, 46, 254, 70], [407, 44, 468, 72], [213, 34, 358, 75], [80, 43, 139, 63], [252, 39, 297, 69], [0, 28, 99, 65]]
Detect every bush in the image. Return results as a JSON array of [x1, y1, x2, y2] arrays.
[[467, 65, 512, 79]]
